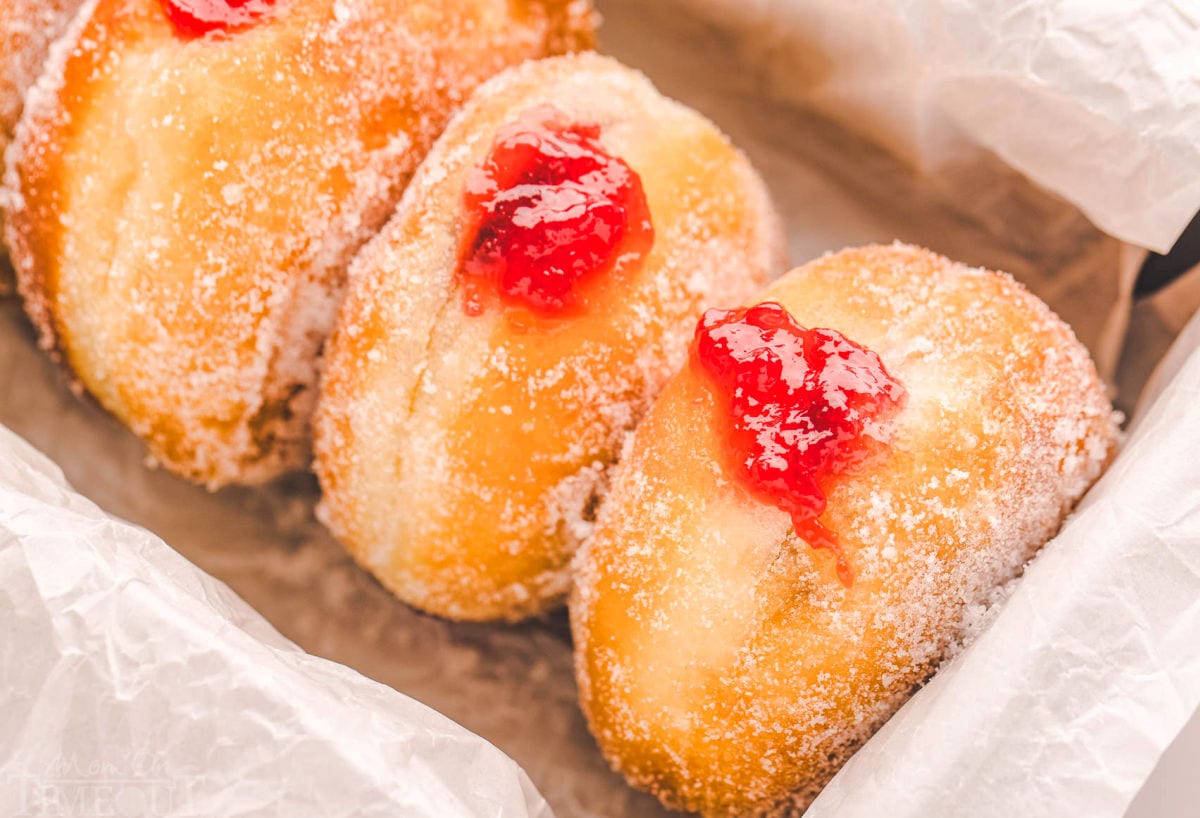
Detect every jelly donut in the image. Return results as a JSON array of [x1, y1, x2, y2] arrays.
[[0, 0, 85, 290], [571, 244, 1118, 816], [314, 53, 784, 621], [4, 0, 593, 486]]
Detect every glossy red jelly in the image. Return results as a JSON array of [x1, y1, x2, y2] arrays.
[[457, 105, 653, 319], [693, 302, 906, 586], [161, 0, 277, 37]]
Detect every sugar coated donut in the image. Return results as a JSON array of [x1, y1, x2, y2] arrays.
[[4, 0, 593, 486], [314, 53, 784, 621], [1, 0, 86, 290], [571, 244, 1119, 816]]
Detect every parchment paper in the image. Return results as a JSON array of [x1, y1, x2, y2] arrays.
[[1, 0, 1198, 816], [668, 0, 1200, 255], [0, 428, 553, 818]]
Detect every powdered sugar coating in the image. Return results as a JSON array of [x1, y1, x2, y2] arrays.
[[570, 244, 1119, 816], [314, 53, 786, 621], [3, 0, 594, 486], [0, 0, 85, 289]]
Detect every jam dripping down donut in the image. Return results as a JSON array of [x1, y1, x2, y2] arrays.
[[693, 301, 906, 585]]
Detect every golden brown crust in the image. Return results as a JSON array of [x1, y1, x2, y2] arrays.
[[570, 244, 1119, 816], [4, 0, 593, 486], [314, 53, 785, 621], [0, 0, 86, 290]]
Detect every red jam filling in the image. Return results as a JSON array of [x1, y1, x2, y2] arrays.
[[161, 0, 277, 36], [693, 302, 906, 586], [456, 105, 653, 320]]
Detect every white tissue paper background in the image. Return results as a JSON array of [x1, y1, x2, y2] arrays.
[[0, 429, 552, 818], [1, 0, 1199, 817], [673, 0, 1200, 254]]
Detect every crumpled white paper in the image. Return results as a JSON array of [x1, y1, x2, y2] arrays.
[[805, 306, 1200, 818], [0, 428, 553, 818], [672, 0, 1200, 254]]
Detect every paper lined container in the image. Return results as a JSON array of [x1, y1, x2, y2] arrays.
[[2, 0, 1200, 815]]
